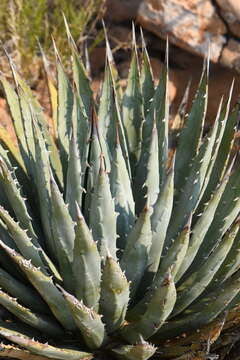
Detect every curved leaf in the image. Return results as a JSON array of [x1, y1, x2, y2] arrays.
[[100, 256, 130, 333]]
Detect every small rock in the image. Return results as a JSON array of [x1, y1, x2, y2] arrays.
[[105, 0, 142, 22], [220, 39, 240, 72], [216, 0, 240, 38], [216, 0, 240, 20], [137, 0, 226, 62], [109, 26, 132, 49], [89, 47, 106, 75]]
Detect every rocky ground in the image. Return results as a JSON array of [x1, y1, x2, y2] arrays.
[[103, 0, 240, 120], [105, 0, 240, 72]]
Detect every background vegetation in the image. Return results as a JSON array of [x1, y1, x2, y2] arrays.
[[0, 0, 105, 75]]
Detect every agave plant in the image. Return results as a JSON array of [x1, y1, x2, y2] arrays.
[[0, 25, 239, 360]]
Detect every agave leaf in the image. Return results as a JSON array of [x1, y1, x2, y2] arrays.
[[66, 23, 92, 119], [140, 44, 169, 193], [0, 290, 63, 337], [103, 25, 120, 89], [0, 143, 12, 168], [225, 278, 240, 312], [0, 77, 29, 166], [60, 287, 108, 350], [3, 128, 59, 281], [156, 45, 169, 189], [148, 167, 174, 274], [83, 112, 102, 219], [31, 119, 54, 257], [6, 53, 41, 117], [100, 256, 130, 333], [140, 29, 154, 117], [121, 271, 176, 342], [0, 315, 54, 337], [65, 131, 84, 220], [187, 165, 240, 274], [113, 82, 132, 179], [98, 60, 115, 142], [0, 220, 25, 279], [0, 212, 18, 250], [0, 316, 45, 335], [120, 205, 152, 299], [174, 60, 208, 194], [98, 62, 123, 173], [0, 241, 76, 331], [72, 94, 90, 175], [55, 47, 73, 176], [0, 124, 25, 172], [156, 218, 191, 283], [171, 79, 191, 132], [198, 97, 239, 211], [171, 220, 237, 317], [128, 223, 189, 321], [11, 68, 63, 188], [165, 108, 221, 250], [73, 204, 101, 311], [155, 270, 240, 340], [175, 166, 232, 283], [0, 342, 49, 360], [134, 121, 159, 214], [14, 96, 50, 215], [213, 98, 239, 178], [72, 52, 92, 119], [102, 35, 131, 178], [0, 149, 31, 220], [0, 326, 93, 360], [110, 137, 135, 252], [89, 164, 117, 261], [146, 124, 160, 207], [17, 88, 36, 177], [197, 87, 234, 206], [0, 205, 49, 273], [96, 120, 112, 175], [0, 157, 38, 242], [49, 174, 75, 291], [112, 340, 156, 360], [201, 220, 240, 292], [122, 31, 143, 168], [48, 78, 58, 137], [38, 42, 58, 139], [0, 267, 48, 314]]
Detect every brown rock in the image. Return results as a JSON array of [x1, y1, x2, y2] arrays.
[[216, 0, 240, 38], [105, 0, 142, 22], [220, 39, 240, 72], [228, 21, 240, 38], [216, 0, 240, 20], [89, 47, 106, 75], [109, 26, 132, 49], [137, 0, 226, 62]]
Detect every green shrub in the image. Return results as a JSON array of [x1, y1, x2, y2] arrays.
[[0, 0, 105, 73]]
